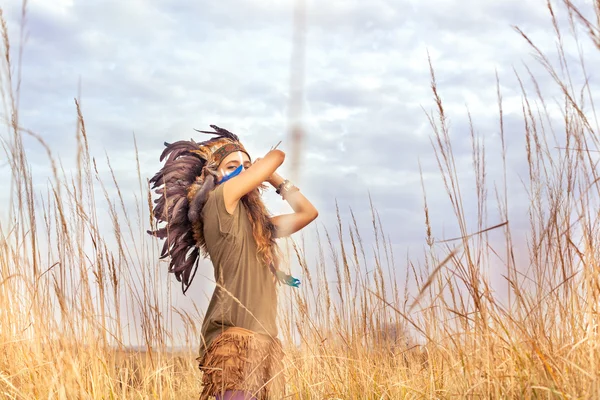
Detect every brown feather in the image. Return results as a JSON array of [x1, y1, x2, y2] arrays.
[[148, 129, 248, 294]]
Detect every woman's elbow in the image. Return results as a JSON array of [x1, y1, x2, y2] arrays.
[[269, 149, 285, 166]]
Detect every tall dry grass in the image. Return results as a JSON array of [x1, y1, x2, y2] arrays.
[[2, 0, 600, 399]]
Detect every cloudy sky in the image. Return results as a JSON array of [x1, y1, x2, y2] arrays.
[[1, 0, 599, 344]]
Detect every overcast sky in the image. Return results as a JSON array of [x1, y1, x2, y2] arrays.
[[1, 0, 599, 345]]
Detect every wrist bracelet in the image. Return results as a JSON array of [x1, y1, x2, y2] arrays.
[[276, 179, 291, 194], [276, 179, 299, 199]]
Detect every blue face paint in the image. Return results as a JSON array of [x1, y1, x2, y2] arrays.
[[218, 164, 243, 184]]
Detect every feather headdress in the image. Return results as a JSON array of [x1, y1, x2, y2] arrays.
[[147, 125, 250, 294]]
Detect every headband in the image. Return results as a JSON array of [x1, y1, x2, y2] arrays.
[[210, 142, 251, 167]]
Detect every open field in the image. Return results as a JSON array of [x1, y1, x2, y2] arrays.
[[2, 1, 600, 399]]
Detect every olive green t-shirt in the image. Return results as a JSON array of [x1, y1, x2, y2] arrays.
[[198, 184, 279, 362]]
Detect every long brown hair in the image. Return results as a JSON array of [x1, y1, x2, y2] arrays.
[[240, 187, 280, 274]]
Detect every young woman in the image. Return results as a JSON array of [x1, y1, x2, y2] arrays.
[[149, 126, 318, 400]]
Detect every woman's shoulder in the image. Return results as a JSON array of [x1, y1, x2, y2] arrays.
[[202, 184, 241, 235]]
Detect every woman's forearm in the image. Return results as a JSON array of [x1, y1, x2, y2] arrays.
[[268, 173, 317, 217], [267, 172, 285, 189]]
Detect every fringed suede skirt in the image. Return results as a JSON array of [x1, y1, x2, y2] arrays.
[[198, 327, 286, 400]]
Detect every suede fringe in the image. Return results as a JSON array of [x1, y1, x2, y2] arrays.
[[198, 327, 285, 400]]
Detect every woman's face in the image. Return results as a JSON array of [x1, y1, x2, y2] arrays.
[[218, 151, 251, 181]]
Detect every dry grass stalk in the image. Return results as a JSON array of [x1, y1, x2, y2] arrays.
[[1, 1, 600, 398]]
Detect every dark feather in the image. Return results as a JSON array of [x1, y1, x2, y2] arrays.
[[181, 259, 199, 294], [170, 196, 189, 225], [159, 140, 199, 162], [154, 162, 197, 178], [194, 124, 240, 142], [188, 174, 215, 223], [147, 227, 168, 239], [154, 185, 187, 197], [176, 248, 200, 293], [160, 238, 170, 259], [148, 134, 229, 294], [176, 249, 199, 274]]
